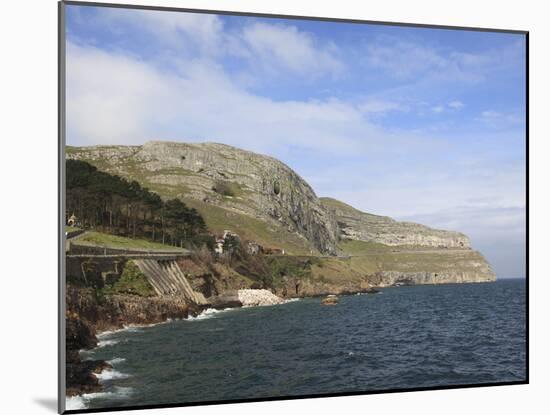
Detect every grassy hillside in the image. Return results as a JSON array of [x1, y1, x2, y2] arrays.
[[66, 147, 317, 256], [182, 198, 317, 255], [73, 231, 187, 252]]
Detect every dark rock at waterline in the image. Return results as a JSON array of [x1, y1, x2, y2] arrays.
[[66, 315, 97, 350], [66, 315, 107, 396], [208, 292, 243, 309], [363, 287, 380, 294], [321, 295, 339, 305], [66, 358, 112, 396]]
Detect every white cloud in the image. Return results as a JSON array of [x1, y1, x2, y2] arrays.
[[66, 43, 172, 145], [66, 42, 373, 154], [240, 22, 344, 78], [481, 110, 501, 119], [96, 8, 225, 55], [365, 39, 447, 79], [313, 152, 526, 277], [89, 8, 344, 80], [65, 11, 526, 277], [402, 205, 526, 278], [448, 100, 464, 109], [479, 110, 524, 128], [364, 36, 524, 83], [358, 99, 409, 115]]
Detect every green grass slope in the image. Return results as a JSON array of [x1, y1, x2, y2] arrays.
[[74, 231, 186, 252]]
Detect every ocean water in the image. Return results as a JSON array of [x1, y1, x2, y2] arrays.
[[71, 279, 526, 410]]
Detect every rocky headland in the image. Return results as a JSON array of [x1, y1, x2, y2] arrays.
[[67, 140, 496, 286], [65, 140, 497, 398]]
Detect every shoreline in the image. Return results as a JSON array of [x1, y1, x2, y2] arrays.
[[66, 280, 500, 405], [69, 298, 291, 408]]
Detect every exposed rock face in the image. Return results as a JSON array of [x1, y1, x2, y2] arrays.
[[68, 141, 339, 255], [238, 289, 284, 306], [65, 285, 196, 334], [207, 289, 284, 308], [275, 275, 369, 298], [66, 314, 105, 396], [321, 197, 470, 248], [67, 140, 496, 284], [65, 284, 198, 396], [371, 270, 495, 286]]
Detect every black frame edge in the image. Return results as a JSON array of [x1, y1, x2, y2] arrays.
[[58, 1, 530, 414], [59, 1, 67, 413], [525, 31, 529, 385]]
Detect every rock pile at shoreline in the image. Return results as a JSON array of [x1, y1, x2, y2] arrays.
[[238, 289, 284, 307]]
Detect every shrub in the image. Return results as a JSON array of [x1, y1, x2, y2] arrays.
[[192, 244, 214, 266], [106, 261, 155, 297], [212, 180, 235, 197]]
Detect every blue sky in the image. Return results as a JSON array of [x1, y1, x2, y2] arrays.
[[65, 5, 526, 278]]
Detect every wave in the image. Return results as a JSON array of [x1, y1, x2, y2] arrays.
[[107, 357, 126, 365], [96, 330, 118, 339], [66, 387, 133, 410], [97, 339, 119, 348], [188, 298, 298, 321], [96, 318, 186, 339], [187, 307, 235, 321], [97, 325, 143, 338], [94, 368, 131, 381]]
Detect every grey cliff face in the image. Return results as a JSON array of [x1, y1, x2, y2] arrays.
[[67, 141, 496, 283], [68, 141, 340, 255], [321, 197, 470, 248]]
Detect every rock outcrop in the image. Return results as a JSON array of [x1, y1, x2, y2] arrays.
[[66, 285, 197, 334], [371, 270, 495, 286], [67, 141, 496, 284], [65, 285, 198, 397], [238, 289, 284, 306], [321, 197, 470, 248], [68, 141, 339, 255]]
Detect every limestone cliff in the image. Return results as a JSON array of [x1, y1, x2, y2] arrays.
[[67, 141, 495, 284], [320, 198, 495, 284], [68, 141, 339, 255], [321, 197, 470, 248]]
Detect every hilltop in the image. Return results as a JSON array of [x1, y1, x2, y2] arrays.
[[67, 141, 496, 285]]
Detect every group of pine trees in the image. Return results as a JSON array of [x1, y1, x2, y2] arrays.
[[66, 159, 213, 249]]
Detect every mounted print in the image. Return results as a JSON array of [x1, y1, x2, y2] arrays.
[[59, 1, 528, 413]]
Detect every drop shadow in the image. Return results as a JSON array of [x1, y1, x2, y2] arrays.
[[34, 398, 58, 413]]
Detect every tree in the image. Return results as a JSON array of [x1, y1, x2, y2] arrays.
[[66, 160, 211, 249]]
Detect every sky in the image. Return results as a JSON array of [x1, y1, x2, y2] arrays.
[[65, 5, 527, 278]]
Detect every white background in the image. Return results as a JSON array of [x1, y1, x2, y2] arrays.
[[0, 0, 545, 414]]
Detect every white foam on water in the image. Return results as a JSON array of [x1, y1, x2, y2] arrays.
[[187, 307, 234, 321], [97, 339, 119, 348], [65, 387, 134, 410], [98, 324, 143, 338], [94, 368, 131, 381], [65, 391, 114, 410], [107, 357, 126, 365], [284, 298, 300, 303], [96, 330, 116, 338], [65, 395, 86, 410]]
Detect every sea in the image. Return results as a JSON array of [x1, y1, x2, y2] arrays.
[[67, 279, 526, 410]]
